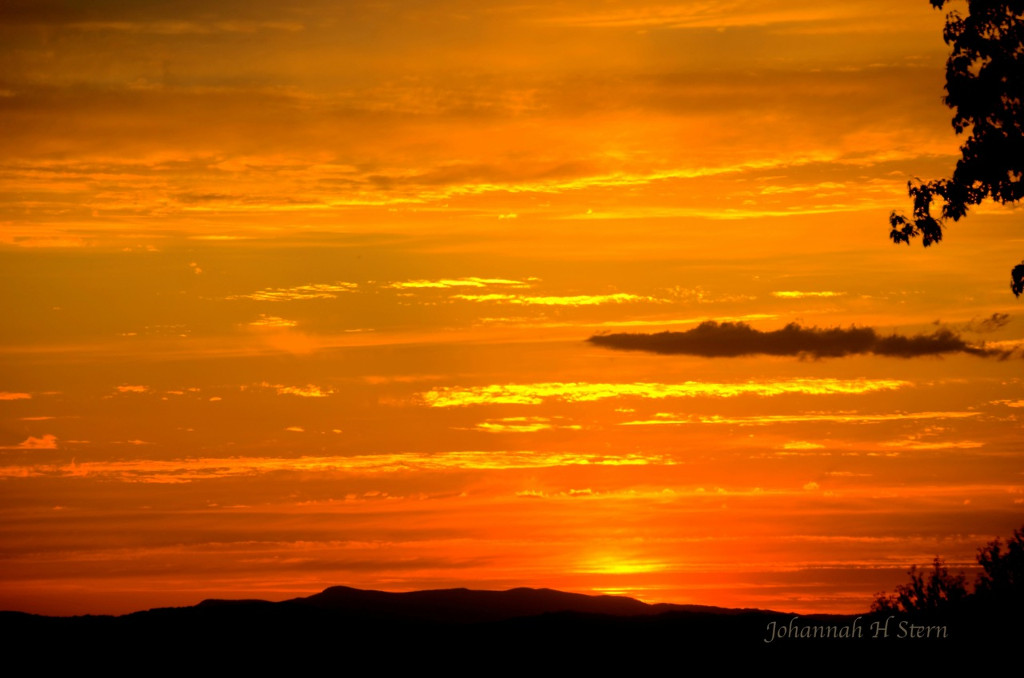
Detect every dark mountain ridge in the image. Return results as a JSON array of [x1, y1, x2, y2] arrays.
[[1, 585, 1007, 669], [202, 584, 751, 623]]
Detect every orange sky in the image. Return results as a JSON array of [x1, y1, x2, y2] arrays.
[[1, 0, 1022, 616]]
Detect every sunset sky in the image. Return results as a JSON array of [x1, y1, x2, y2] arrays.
[[2, 0, 1022, 616]]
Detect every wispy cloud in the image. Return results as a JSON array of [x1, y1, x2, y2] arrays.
[[621, 411, 981, 426], [881, 439, 985, 450], [385, 277, 530, 289], [0, 392, 31, 400], [539, 1, 911, 31], [588, 321, 1017, 359], [453, 293, 665, 306], [0, 434, 58, 450], [259, 382, 333, 398], [64, 20, 304, 35], [771, 290, 845, 298], [0, 450, 675, 482], [248, 314, 298, 328], [470, 416, 583, 433], [782, 441, 826, 450], [417, 378, 908, 407], [228, 282, 357, 301], [959, 313, 1011, 333]]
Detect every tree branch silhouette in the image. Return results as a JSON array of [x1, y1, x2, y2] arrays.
[[889, 0, 1024, 296]]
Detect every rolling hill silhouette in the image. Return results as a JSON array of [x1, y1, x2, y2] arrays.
[[251, 585, 741, 622], [1, 585, 1008, 669]]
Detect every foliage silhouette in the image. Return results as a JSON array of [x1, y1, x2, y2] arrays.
[[872, 524, 1024, 613], [871, 557, 968, 613], [974, 525, 1024, 607], [889, 0, 1024, 296]]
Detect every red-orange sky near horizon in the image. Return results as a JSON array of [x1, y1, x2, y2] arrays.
[[1, 0, 1022, 617]]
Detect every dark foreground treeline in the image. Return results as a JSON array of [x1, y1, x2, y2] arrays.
[[3, 585, 1020, 670]]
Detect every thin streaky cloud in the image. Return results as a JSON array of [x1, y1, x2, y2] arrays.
[[0, 434, 58, 450], [418, 378, 908, 407], [228, 282, 357, 302], [881, 440, 985, 450], [0, 450, 675, 482], [453, 293, 666, 306], [959, 312, 1011, 333], [248, 315, 297, 328], [470, 417, 583, 433], [538, 1, 914, 31], [771, 291, 845, 298], [620, 411, 982, 426], [258, 382, 333, 398], [385, 277, 530, 289]]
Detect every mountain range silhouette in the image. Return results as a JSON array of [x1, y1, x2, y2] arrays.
[[2, 585, 1010, 669]]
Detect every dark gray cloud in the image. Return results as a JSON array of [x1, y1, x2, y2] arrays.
[[959, 312, 1011, 333], [587, 321, 1016, 359]]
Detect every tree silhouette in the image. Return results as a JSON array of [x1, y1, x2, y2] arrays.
[[974, 525, 1024, 607], [871, 557, 969, 613], [872, 525, 1024, 613], [889, 0, 1024, 296]]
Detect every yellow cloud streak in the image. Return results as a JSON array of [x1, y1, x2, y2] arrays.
[[0, 450, 673, 482], [419, 379, 909, 407], [385, 277, 530, 289], [472, 417, 583, 433], [228, 282, 357, 301], [248, 315, 297, 328], [771, 291, 845, 298], [621, 411, 981, 426], [258, 382, 333, 398], [451, 293, 664, 305]]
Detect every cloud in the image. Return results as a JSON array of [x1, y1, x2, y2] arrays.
[[783, 441, 826, 450], [881, 439, 984, 450], [588, 321, 1016, 359], [470, 416, 583, 433], [771, 291, 845, 298], [116, 385, 149, 393], [249, 315, 298, 328], [539, 1, 918, 32], [228, 282, 357, 301], [0, 450, 675, 482], [453, 293, 664, 306], [417, 378, 907, 407], [959, 312, 1011, 333], [0, 434, 58, 450], [64, 20, 304, 35], [260, 382, 332, 398], [0, 392, 32, 400], [620, 411, 981, 426], [385, 277, 530, 289]]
